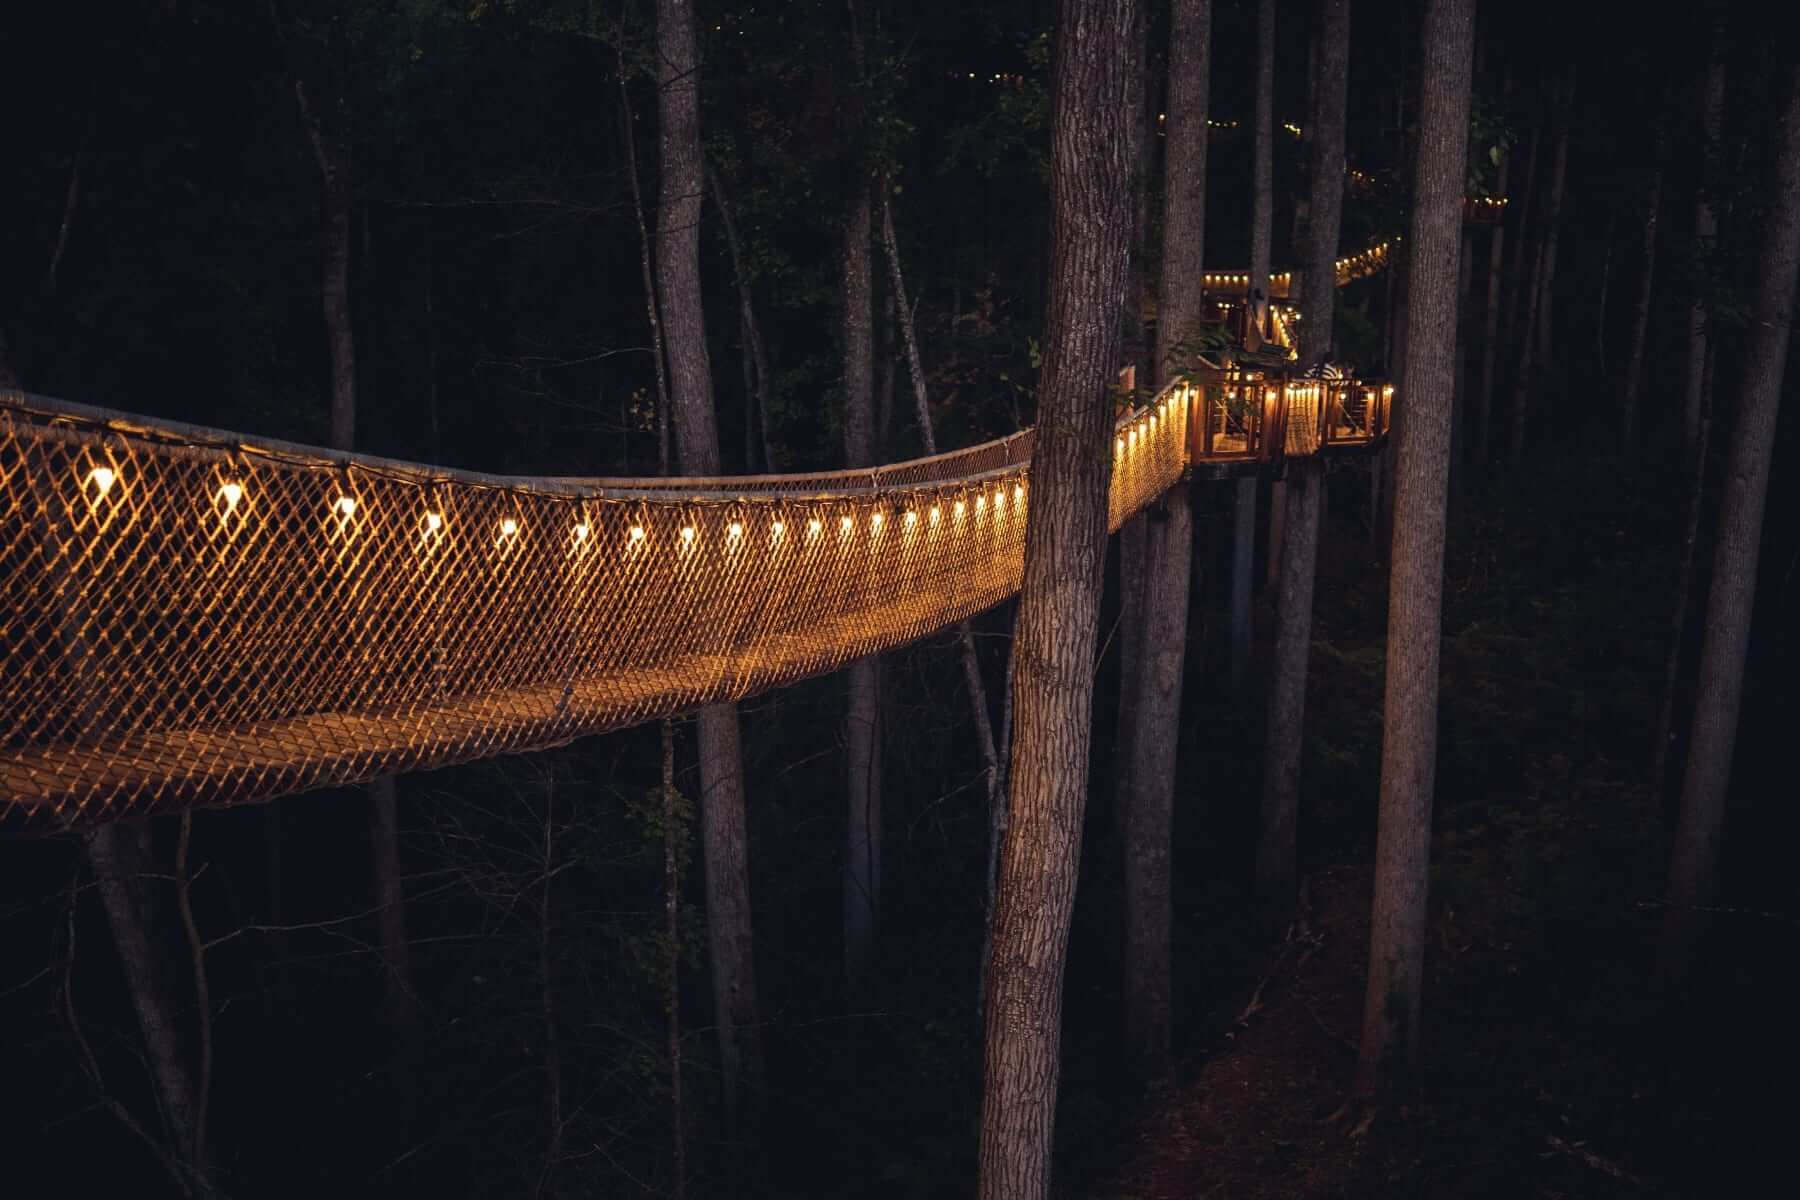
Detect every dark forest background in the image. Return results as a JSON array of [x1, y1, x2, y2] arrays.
[[2, 0, 1796, 1195]]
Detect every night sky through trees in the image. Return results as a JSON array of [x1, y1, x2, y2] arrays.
[[1, 1, 1796, 1195]]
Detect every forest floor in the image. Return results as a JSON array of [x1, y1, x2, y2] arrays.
[[1097, 452, 1792, 1199]]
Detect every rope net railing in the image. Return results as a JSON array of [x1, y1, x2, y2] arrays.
[[1, 386, 1192, 830]]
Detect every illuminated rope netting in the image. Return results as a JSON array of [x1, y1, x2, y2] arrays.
[[1, 370, 1386, 832]]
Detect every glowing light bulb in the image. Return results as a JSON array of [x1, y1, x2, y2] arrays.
[[219, 481, 243, 508], [425, 511, 443, 533], [1014, 484, 1024, 502], [629, 525, 646, 542], [87, 466, 116, 495], [681, 526, 696, 544], [771, 520, 785, 536], [841, 515, 853, 533], [904, 511, 917, 526], [336, 495, 357, 517], [955, 500, 966, 516], [501, 517, 519, 537], [572, 522, 590, 541], [976, 495, 986, 511], [728, 521, 743, 539], [930, 505, 941, 524], [871, 512, 883, 528], [1117, 436, 1126, 453], [808, 518, 823, 535]]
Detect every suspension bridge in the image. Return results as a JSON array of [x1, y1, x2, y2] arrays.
[[0, 249, 1403, 833]]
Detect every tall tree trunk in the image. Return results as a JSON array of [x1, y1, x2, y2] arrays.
[[878, 190, 1005, 849], [1659, 62, 1800, 988], [1258, 0, 1348, 922], [1682, 22, 1726, 455], [978, 0, 1133, 1192], [296, 72, 416, 1036], [1119, 0, 1209, 1077], [1351, 0, 1473, 1110], [706, 165, 775, 474], [1501, 117, 1541, 355], [1621, 154, 1663, 453], [1248, 0, 1275, 344], [86, 825, 211, 1192], [1534, 74, 1573, 371], [843, 173, 882, 993], [1121, 483, 1192, 1078], [1506, 238, 1545, 471], [661, 721, 687, 1200], [654, 0, 762, 1128], [1475, 137, 1510, 467]]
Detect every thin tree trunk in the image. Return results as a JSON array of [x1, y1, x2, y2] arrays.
[[1534, 74, 1573, 371], [1502, 117, 1541, 355], [842, 167, 882, 993], [1682, 22, 1726, 455], [296, 72, 417, 1036], [1121, 483, 1191, 1078], [537, 774, 563, 1183], [706, 164, 774, 474], [1451, 228, 1472, 494], [1650, 351, 1712, 822], [1475, 139, 1510, 467], [1229, 477, 1256, 686], [878, 190, 1004, 823], [1507, 238, 1545, 472], [662, 720, 687, 1200], [1257, 0, 1348, 923], [1248, 0, 1275, 343], [86, 825, 210, 1191], [978, 0, 1133, 1192], [1621, 155, 1663, 453], [654, 0, 762, 1129], [1351, 0, 1473, 1111], [1659, 62, 1800, 988]]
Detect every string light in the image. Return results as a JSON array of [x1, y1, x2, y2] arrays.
[[871, 512, 883, 528], [930, 505, 941, 524], [572, 522, 589, 541], [425, 511, 444, 532], [628, 525, 646, 542], [771, 520, 785, 536], [840, 515, 853, 533], [87, 466, 117, 495], [335, 496, 357, 518], [808, 518, 823, 535], [218, 482, 244, 508], [904, 511, 917, 527], [728, 521, 743, 539], [500, 517, 519, 537], [681, 526, 696, 544]]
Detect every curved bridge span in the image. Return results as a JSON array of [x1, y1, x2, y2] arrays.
[[1, 374, 1388, 831]]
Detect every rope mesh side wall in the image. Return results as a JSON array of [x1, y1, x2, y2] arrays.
[[1, 387, 1189, 830]]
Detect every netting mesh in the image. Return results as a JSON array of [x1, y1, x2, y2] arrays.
[[2, 386, 1191, 830], [1, 371, 1387, 831]]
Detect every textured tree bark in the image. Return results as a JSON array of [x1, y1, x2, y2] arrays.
[[879, 189, 1003, 823], [655, 0, 762, 1126], [977, 0, 1132, 1192], [1152, 0, 1210, 386], [1257, 0, 1347, 924], [1475, 139, 1510, 467], [842, 172, 882, 992], [86, 824, 210, 1189], [706, 166, 774, 474], [1121, 484, 1191, 1077], [1682, 23, 1726, 455], [1352, 0, 1473, 1108], [1506, 238, 1544, 472], [1502, 108, 1540, 350], [297, 71, 417, 1036], [1620, 155, 1662, 453], [1248, 0, 1275, 344], [1534, 75, 1572, 371], [1659, 62, 1800, 988]]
